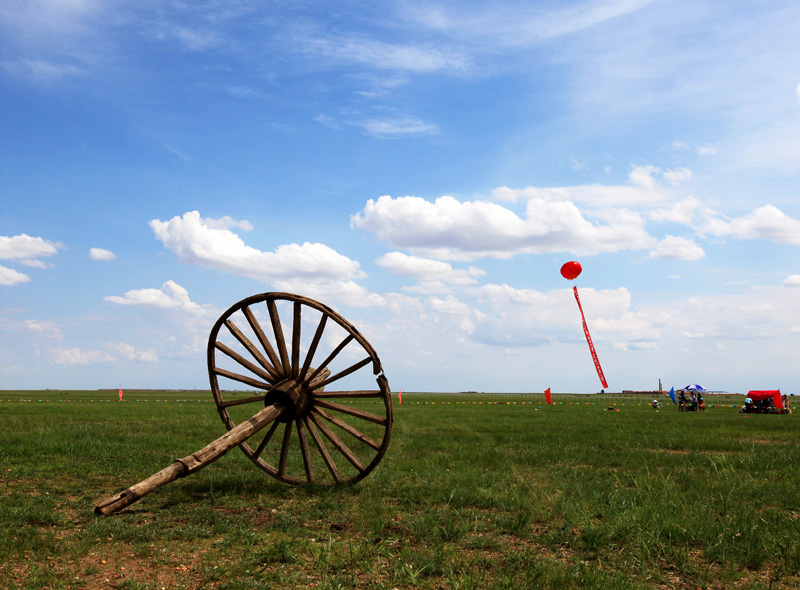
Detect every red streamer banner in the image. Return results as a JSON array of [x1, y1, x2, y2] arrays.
[[545, 387, 552, 404], [573, 286, 609, 389]]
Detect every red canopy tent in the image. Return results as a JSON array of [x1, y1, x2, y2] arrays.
[[747, 390, 783, 409]]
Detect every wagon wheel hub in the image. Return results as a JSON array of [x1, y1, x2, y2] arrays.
[[263, 369, 328, 423]]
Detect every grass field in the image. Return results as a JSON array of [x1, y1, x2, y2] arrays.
[[1, 390, 798, 589]]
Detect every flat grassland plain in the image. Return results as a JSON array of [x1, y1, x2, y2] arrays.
[[1, 390, 798, 590]]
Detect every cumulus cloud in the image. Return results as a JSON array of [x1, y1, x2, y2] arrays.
[[0, 265, 31, 286], [105, 280, 213, 316], [270, 279, 385, 308], [150, 211, 363, 282], [89, 247, 116, 261], [0, 234, 62, 260], [493, 165, 688, 207], [629, 165, 660, 190], [784, 274, 800, 287], [351, 194, 654, 260], [697, 204, 800, 244], [51, 342, 157, 365], [0, 234, 62, 283], [494, 183, 663, 208], [23, 319, 63, 339], [376, 252, 485, 285], [649, 235, 706, 260], [52, 347, 115, 365], [106, 342, 158, 362], [463, 283, 648, 348], [662, 167, 693, 186], [650, 198, 708, 225]]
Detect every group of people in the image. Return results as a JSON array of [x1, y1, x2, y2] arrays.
[[676, 389, 705, 412], [739, 394, 792, 414], [650, 389, 706, 411]]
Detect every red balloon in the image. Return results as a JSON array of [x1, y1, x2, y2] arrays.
[[560, 260, 582, 280]]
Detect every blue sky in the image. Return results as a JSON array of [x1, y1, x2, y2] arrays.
[[2, 0, 800, 394]]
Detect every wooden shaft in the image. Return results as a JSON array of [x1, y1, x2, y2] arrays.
[[94, 402, 285, 516]]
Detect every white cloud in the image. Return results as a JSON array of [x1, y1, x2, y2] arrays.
[[23, 319, 63, 339], [492, 182, 668, 207], [662, 167, 693, 186], [0, 265, 31, 286], [297, 33, 468, 73], [427, 294, 474, 316], [351, 194, 654, 260], [697, 204, 800, 244], [401, 0, 657, 47], [105, 280, 212, 316], [784, 274, 800, 287], [52, 347, 115, 365], [629, 165, 659, 190], [89, 247, 116, 261], [2, 58, 87, 81], [106, 342, 158, 362], [50, 342, 158, 365], [0, 234, 62, 260], [682, 331, 706, 339], [355, 117, 439, 138], [376, 252, 485, 286], [649, 235, 705, 261], [649, 198, 707, 225], [150, 211, 363, 282], [270, 279, 385, 308]]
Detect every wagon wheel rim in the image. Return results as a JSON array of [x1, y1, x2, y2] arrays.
[[207, 292, 393, 485]]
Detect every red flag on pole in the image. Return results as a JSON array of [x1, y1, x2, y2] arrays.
[[545, 387, 552, 404], [118, 388, 123, 401], [572, 286, 609, 389], [398, 389, 402, 405]]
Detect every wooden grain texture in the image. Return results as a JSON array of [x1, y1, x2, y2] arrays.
[[95, 402, 285, 516]]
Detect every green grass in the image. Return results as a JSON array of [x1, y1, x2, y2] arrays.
[[0, 390, 798, 589]]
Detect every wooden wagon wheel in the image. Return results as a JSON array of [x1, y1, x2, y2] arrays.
[[208, 292, 393, 486], [95, 292, 393, 515]]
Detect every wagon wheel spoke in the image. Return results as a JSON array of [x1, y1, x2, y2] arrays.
[[267, 299, 291, 375], [312, 407, 380, 451], [296, 418, 314, 483], [212, 367, 271, 390], [277, 421, 293, 477], [214, 341, 275, 385], [312, 389, 383, 399], [304, 415, 342, 483], [291, 301, 302, 378], [242, 306, 283, 376], [305, 335, 355, 384], [218, 393, 267, 409], [298, 313, 327, 383], [315, 357, 373, 389], [208, 293, 393, 487], [313, 399, 388, 425], [223, 319, 280, 382], [254, 420, 281, 458], [308, 411, 366, 473]]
